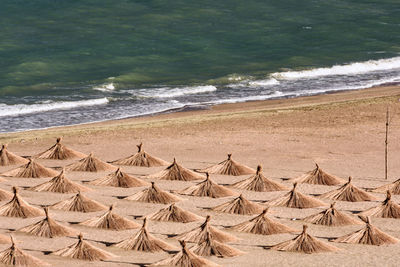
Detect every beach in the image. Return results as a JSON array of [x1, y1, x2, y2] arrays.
[[0, 85, 400, 266]]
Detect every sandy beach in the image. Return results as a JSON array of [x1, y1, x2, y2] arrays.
[[1, 85, 400, 266]]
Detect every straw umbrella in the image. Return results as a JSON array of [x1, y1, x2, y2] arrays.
[[178, 173, 237, 198], [198, 154, 255, 176], [0, 236, 49, 266], [49, 192, 107, 213], [359, 191, 400, 218], [231, 165, 288, 192], [147, 158, 204, 181], [29, 169, 89, 193], [191, 231, 244, 258], [147, 203, 203, 223], [18, 207, 77, 238], [113, 218, 176, 252], [0, 187, 43, 218], [34, 137, 86, 160], [303, 202, 361, 226], [65, 153, 116, 172], [229, 208, 297, 235], [124, 182, 182, 204], [0, 188, 13, 201], [87, 167, 149, 188], [111, 143, 169, 167], [267, 183, 326, 209], [1, 159, 58, 178], [270, 225, 339, 253], [151, 240, 221, 267], [211, 194, 264, 215], [52, 233, 114, 261], [175, 215, 237, 243], [0, 144, 28, 166], [333, 217, 398, 245], [292, 164, 345, 185], [319, 177, 377, 202], [372, 178, 400, 194], [79, 204, 140, 230]]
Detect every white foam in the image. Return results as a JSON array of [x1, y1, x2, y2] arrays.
[[93, 83, 115, 92], [248, 78, 280, 87], [135, 85, 217, 98], [0, 98, 109, 117], [272, 57, 400, 79], [210, 91, 285, 104]]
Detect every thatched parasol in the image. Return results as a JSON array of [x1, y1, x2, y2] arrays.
[[0, 236, 49, 266], [372, 178, 400, 194], [113, 217, 176, 252], [0, 188, 13, 201], [175, 215, 238, 243], [0, 144, 28, 166], [198, 154, 255, 176], [151, 240, 221, 267], [267, 183, 326, 209], [34, 137, 86, 160], [147, 203, 203, 223], [333, 217, 398, 245], [229, 208, 297, 235], [231, 165, 289, 192], [49, 191, 107, 213], [87, 167, 149, 188], [270, 225, 339, 253], [1, 159, 58, 178], [65, 152, 116, 172], [303, 202, 361, 226], [111, 143, 169, 167], [319, 177, 377, 202], [18, 207, 77, 238], [124, 182, 182, 204], [29, 169, 89, 193], [293, 164, 345, 185], [147, 158, 204, 181], [52, 233, 114, 261], [191, 231, 244, 258], [178, 173, 237, 198], [0, 187, 43, 218], [211, 194, 264, 215], [359, 191, 400, 218], [79, 204, 140, 230]]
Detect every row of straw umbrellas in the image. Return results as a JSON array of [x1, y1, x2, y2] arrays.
[[0, 138, 399, 266]]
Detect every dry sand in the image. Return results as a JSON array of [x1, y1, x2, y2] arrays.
[[0, 85, 400, 266]]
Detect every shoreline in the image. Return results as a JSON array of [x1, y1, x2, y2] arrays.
[[1, 84, 399, 142]]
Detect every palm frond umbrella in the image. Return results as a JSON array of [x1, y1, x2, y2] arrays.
[[113, 218, 176, 252], [0, 236, 49, 266], [34, 137, 86, 160], [229, 208, 296, 235], [65, 152, 116, 172], [179, 173, 237, 198], [333, 217, 398, 245], [1, 159, 58, 178], [49, 192, 107, 213], [0, 188, 13, 201], [111, 143, 169, 167], [303, 202, 361, 226], [372, 178, 400, 194], [147, 203, 203, 223], [292, 164, 345, 185], [211, 194, 264, 215], [359, 191, 400, 218], [319, 177, 377, 202], [18, 207, 77, 238], [87, 167, 149, 188], [231, 165, 288, 192], [79, 204, 140, 230], [29, 169, 89, 193], [270, 225, 339, 253], [267, 183, 326, 209], [124, 182, 182, 204], [191, 231, 244, 258], [198, 154, 255, 176], [147, 158, 204, 181], [0, 187, 43, 218], [0, 144, 28, 166]]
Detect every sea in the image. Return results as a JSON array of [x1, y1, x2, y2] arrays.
[[1, 1, 399, 133]]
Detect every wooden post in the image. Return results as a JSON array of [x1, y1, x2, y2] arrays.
[[385, 107, 389, 180]]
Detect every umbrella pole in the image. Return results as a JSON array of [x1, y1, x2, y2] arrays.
[[385, 107, 389, 180]]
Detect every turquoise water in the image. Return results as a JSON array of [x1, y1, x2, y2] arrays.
[[1, 0, 400, 132]]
